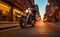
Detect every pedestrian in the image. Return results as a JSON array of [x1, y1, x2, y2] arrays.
[[53, 13, 58, 22]]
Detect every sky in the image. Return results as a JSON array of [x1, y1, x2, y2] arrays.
[[35, 0, 48, 20]]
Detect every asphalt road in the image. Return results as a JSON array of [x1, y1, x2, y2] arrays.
[[0, 21, 60, 37]]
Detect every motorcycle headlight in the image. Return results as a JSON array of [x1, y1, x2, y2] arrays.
[[26, 9, 28, 13]]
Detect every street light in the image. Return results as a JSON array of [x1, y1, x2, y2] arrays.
[[47, 3, 50, 5]]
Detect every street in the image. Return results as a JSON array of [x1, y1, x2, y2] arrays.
[[0, 0, 60, 37], [0, 21, 60, 37]]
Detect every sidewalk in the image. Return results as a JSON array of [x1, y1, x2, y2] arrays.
[[0, 21, 20, 30], [0, 21, 19, 24], [54, 22, 60, 25], [51, 22, 60, 28]]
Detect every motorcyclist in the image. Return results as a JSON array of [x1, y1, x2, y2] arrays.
[[31, 5, 39, 23], [20, 5, 39, 28]]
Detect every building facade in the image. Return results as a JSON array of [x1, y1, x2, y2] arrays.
[[44, 0, 60, 22], [0, 0, 34, 22]]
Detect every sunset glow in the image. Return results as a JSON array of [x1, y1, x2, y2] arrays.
[[35, 0, 48, 20]]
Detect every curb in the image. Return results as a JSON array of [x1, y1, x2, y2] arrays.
[[0, 25, 19, 30], [0, 22, 19, 24]]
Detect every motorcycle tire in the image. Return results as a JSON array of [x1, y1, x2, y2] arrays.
[[20, 16, 26, 28]]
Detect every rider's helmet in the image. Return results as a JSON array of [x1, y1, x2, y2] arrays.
[[31, 5, 38, 11]]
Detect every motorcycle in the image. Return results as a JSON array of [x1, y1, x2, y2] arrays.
[[20, 8, 36, 28]]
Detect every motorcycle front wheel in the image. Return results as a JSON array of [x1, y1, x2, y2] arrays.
[[20, 16, 26, 28]]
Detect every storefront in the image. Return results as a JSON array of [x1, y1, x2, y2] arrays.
[[0, 1, 11, 21], [0, 1, 24, 22], [13, 7, 23, 21]]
